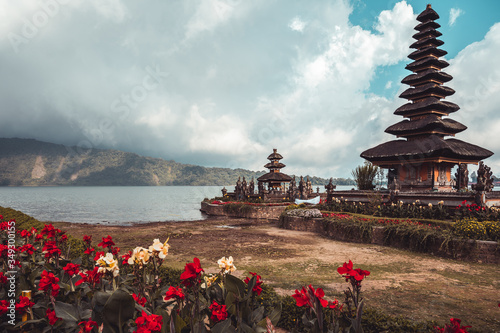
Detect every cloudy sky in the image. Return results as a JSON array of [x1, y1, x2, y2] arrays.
[[1, 0, 499, 179]]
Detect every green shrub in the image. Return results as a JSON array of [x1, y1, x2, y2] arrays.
[[454, 218, 488, 240], [0, 206, 45, 231], [484, 220, 500, 241]]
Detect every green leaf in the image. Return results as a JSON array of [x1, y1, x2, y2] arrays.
[[102, 289, 135, 333], [91, 291, 111, 326], [225, 274, 246, 298], [225, 291, 237, 316], [211, 319, 235, 333], [54, 301, 79, 328], [249, 306, 264, 324], [268, 302, 281, 326]]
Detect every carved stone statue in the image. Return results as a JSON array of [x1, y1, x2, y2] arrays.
[[454, 164, 469, 191], [306, 177, 312, 195], [473, 161, 493, 192], [235, 177, 242, 200], [242, 177, 248, 198], [249, 177, 255, 195], [221, 187, 227, 197], [298, 176, 305, 199], [288, 177, 296, 200]]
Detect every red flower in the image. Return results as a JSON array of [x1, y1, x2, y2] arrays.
[[78, 319, 98, 333], [41, 224, 57, 239], [0, 272, 7, 284], [42, 241, 61, 258], [84, 247, 95, 255], [292, 286, 311, 307], [60, 234, 68, 242], [39, 270, 60, 297], [98, 235, 115, 248], [337, 260, 370, 282], [75, 267, 102, 288], [121, 250, 132, 265], [180, 257, 204, 286], [209, 301, 228, 323], [19, 244, 35, 255], [244, 272, 263, 295], [291, 285, 328, 308], [46, 308, 61, 326], [135, 310, 163, 333], [133, 293, 147, 306], [20, 229, 32, 238], [163, 286, 185, 301], [63, 263, 80, 277], [93, 251, 105, 261], [111, 246, 120, 256], [0, 300, 9, 316], [434, 318, 471, 333], [328, 299, 340, 309], [15, 296, 34, 314], [83, 235, 92, 245]]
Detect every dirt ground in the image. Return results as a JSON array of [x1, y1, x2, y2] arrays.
[[53, 217, 500, 331]]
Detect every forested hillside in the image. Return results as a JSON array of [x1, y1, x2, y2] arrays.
[[0, 138, 354, 186]]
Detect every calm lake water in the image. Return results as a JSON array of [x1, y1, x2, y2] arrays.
[[0, 185, 355, 224], [0, 186, 226, 224]]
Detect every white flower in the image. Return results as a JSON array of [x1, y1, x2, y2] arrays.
[[96, 253, 119, 277], [217, 256, 236, 274], [128, 247, 151, 266], [149, 238, 170, 259]]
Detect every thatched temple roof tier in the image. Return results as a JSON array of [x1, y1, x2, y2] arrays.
[[410, 37, 444, 49], [257, 172, 293, 182], [361, 135, 493, 164], [416, 5, 439, 22], [267, 150, 283, 160], [401, 69, 452, 86], [264, 162, 286, 169], [399, 83, 455, 100], [408, 45, 447, 60], [415, 20, 440, 31], [412, 28, 442, 40], [405, 57, 449, 72], [385, 116, 466, 137], [394, 98, 459, 116]]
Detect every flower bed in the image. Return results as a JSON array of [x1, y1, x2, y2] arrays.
[[1, 207, 496, 332]]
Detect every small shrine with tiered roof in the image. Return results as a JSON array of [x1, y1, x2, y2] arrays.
[[361, 4, 493, 191], [257, 149, 292, 197]]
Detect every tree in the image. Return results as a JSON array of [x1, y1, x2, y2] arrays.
[[351, 161, 379, 190]]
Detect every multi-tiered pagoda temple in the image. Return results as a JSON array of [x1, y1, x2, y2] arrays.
[[257, 149, 292, 193], [361, 4, 493, 191]]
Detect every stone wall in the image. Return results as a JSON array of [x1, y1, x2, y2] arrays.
[[200, 201, 287, 220], [280, 216, 500, 264]]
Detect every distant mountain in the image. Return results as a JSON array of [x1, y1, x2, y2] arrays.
[[0, 138, 354, 186]]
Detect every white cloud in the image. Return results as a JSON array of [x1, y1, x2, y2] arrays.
[[449, 8, 464, 27], [289, 17, 306, 32], [2, 0, 499, 178], [447, 22, 500, 164], [184, 0, 242, 40], [89, 0, 128, 23]]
